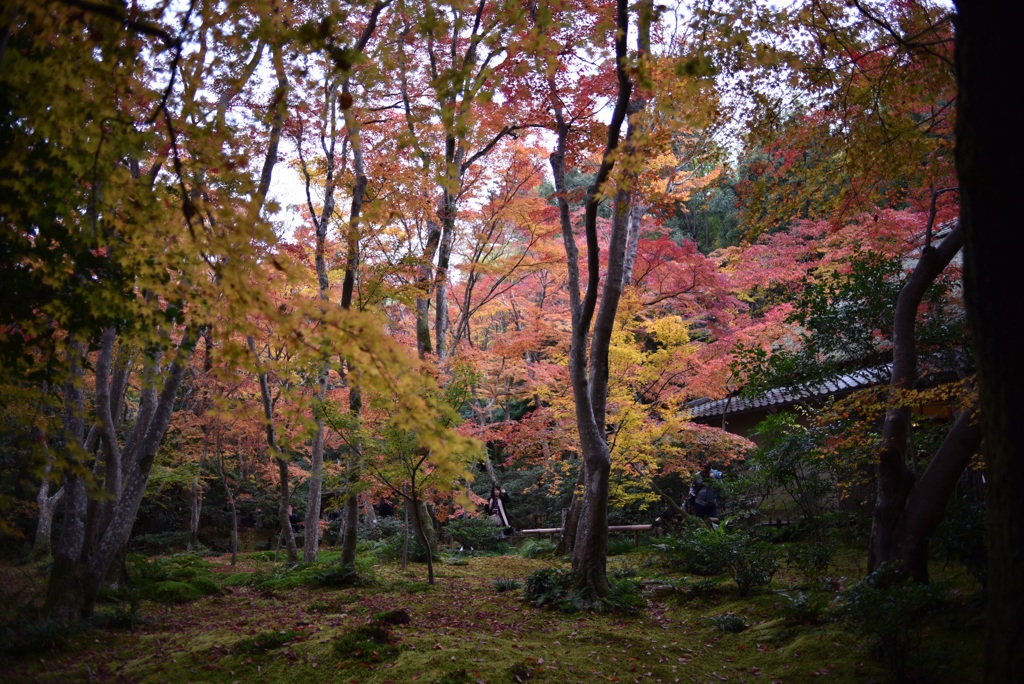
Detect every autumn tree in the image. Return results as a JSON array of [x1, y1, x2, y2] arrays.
[[0, 0, 307, 616], [696, 0, 973, 582]]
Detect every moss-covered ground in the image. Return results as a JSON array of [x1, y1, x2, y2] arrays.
[[0, 541, 983, 683]]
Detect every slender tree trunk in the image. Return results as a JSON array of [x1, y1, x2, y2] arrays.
[[544, 0, 644, 599], [409, 491, 435, 584], [434, 192, 457, 360], [953, 3, 1024, 678], [362, 494, 376, 527], [188, 433, 207, 548], [301, 66, 339, 563], [248, 335, 297, 565], [32, 432, 64, 559], [304, 419, 325, 561], [555, 463, 584, 555], [33, 484, 64, 559], [45, 339, 87, 619], [401, 484, 409, 570], [338, 69, 372, 571], [216, 436, 239, 566]]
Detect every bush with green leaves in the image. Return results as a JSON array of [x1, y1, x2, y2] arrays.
[[493, 578, 521, 593], [522, 567, 640, 613], [745, 412, 838, 533], [709, 612, 747, 633], [516, 538, 556, 559], [0, 617, 84, 655], [371, 525, 430, 563], [833, 563, 948, 680], [446, 516, 504, 551], [778, 591, 828, 624], [932, 495, 986, 587], [657, 519, 732, 575], [357, 515, 402, 542], [785, 536, 837, 583], [239, 558, 377, 591], [607, 536, 637, 556], [729, 538, 779, 596], [523, 567, 573, 609], [127, 553, 222, 603], [234, 630, 300, 654], [657, 520, 777, 595], [333, 623, 400, 663]]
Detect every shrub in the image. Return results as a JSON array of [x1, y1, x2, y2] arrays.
[[91, 605, 147, 631], [833, 563, 948, 680], [729, 539, 779, 596], [932, 496, 986, 587], [601, 578, 643, 613], [311, 563, 377, 588], [234, 630, 300, 654], [493, 578, 521, 593], [0, 618, 84, 655], [523, 568, 640, 613], [607, 536, 637, 556], [333, 623, 399, 663], [358, 515, 402, 542], [516, 538, 556, 559], [446, 517, 504, 551], [778, 591, 827, 624], [658, 520, 778, 594], [127, 553, 223, 603], [374, 527, 430, 563], [657, 519, 732, 575], [785, 537, 837, 583], [709, 612, 748, 633], [374, 608, 411, 625], [523, 567, 573, 609], [127, 531, 192, 555]]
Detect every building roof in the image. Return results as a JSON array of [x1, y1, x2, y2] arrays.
[[685, 365, 892, 421]]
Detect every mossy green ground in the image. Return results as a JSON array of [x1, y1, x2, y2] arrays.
[[1, 544, 983, 683]]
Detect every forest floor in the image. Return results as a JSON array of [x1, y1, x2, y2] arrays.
[[0, 540, 984, 683]]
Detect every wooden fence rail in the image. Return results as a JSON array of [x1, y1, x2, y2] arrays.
[[518, 524, 654, 546]]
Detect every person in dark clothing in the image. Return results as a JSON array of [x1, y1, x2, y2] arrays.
[[688, 462, 719, 519], [483, 485, 513, 537]]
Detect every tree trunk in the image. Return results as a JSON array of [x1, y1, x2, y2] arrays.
[[409, 493, 435, 584], [544, 0, 643, 600], [572, 442, 611, 595], [953, 3, 1024, 679], [45, 339, 87, 620], [868, 223, 967, 576], [248, 334, 297, 565], [78, 329, 200, 616], [32, 437, 64, 559], [337, 72, 371, 571], [304, 420, 324, 562], [555, 462, 584, 555], [188, 432, 207, 549], [216, 438, 239, 567], [33, 485, 64, 559], [894, 406, 982, 581], [401, 485, 410, 570]]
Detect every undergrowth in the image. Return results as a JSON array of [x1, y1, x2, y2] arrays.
[[523, 567, 642, 613]]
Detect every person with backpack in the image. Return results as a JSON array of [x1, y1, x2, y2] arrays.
[[688, 462, 720, 519]]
